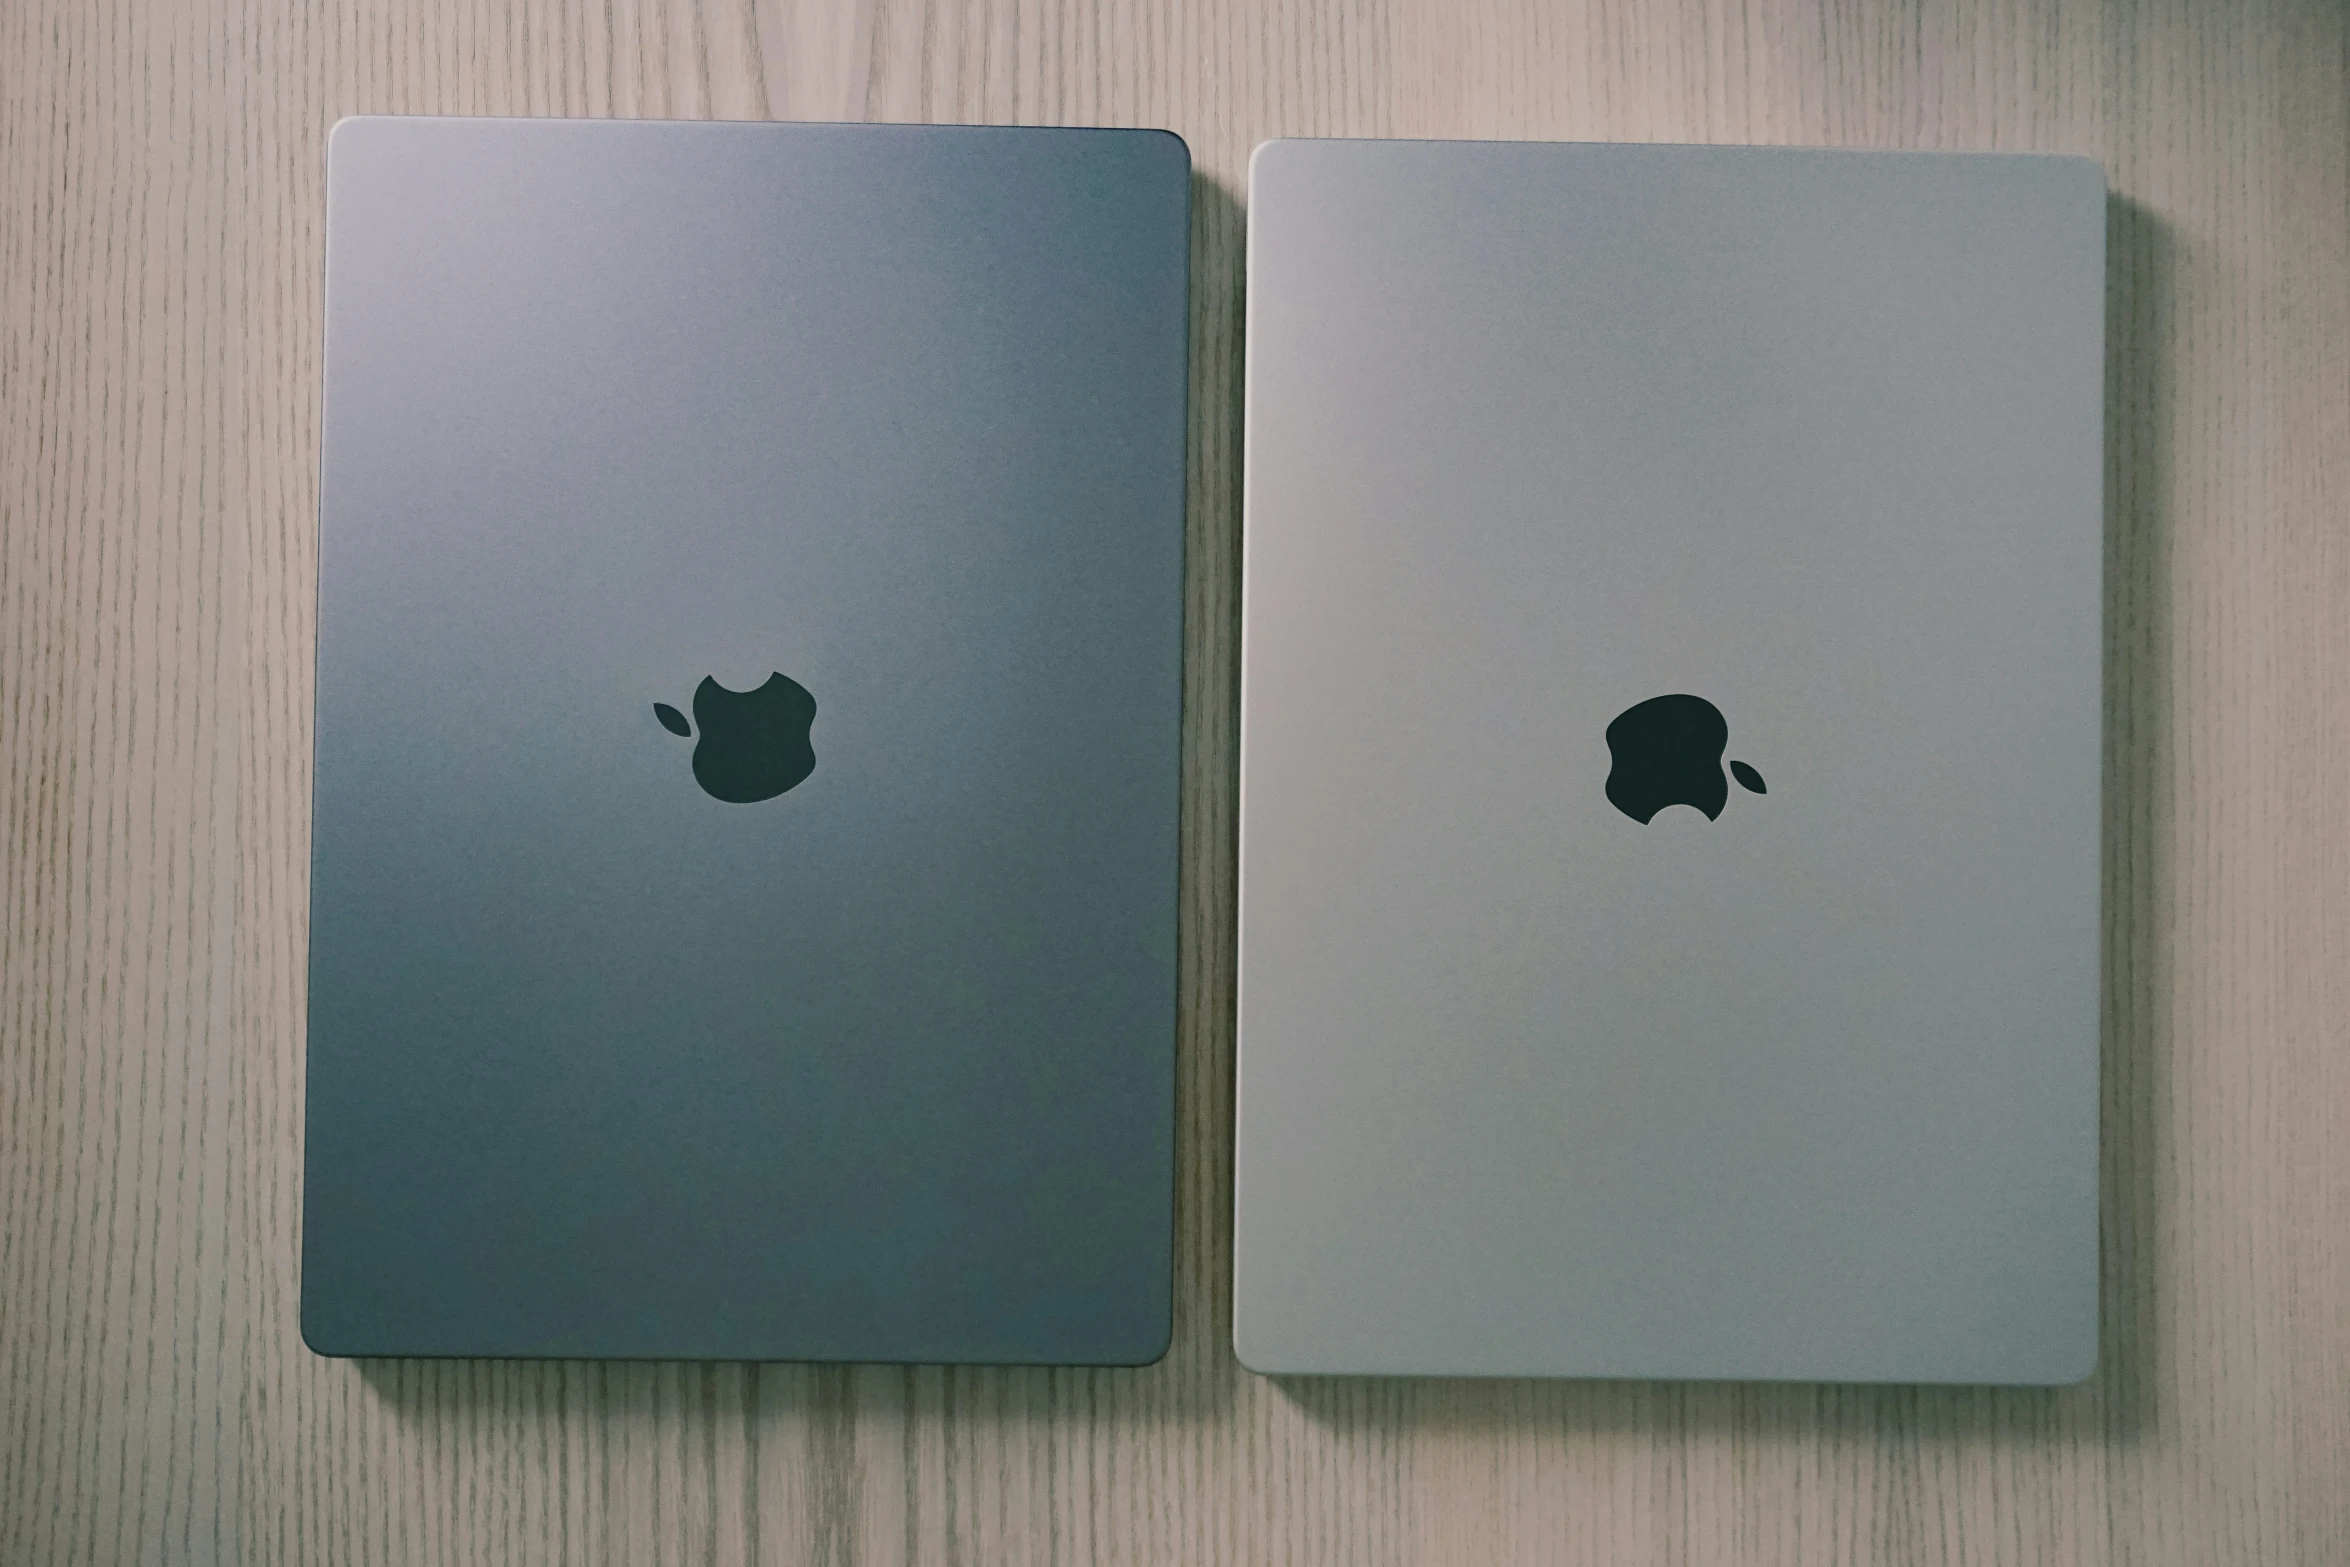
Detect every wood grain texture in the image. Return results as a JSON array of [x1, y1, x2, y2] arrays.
[[3, 1, 2345, 1562]]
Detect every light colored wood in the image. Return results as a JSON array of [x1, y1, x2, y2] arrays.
[[3, 0, 2345, 1561]]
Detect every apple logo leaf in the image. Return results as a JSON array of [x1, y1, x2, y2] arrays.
[[1730, 759, 1766, 794], [653, 702, 691, 738]]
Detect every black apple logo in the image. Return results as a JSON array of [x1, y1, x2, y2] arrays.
[[653, 674, 816, 803], [1604, 694, 1765, 824]]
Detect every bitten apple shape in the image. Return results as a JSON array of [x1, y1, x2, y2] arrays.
[[1604, 693, 1764, 824], [654, 673, 817, 803]]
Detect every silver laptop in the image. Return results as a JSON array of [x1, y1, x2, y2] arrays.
[[1234, 140, 2104, 1381], [303, 117, 1191, 1362]]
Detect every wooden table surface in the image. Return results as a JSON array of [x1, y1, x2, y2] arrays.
[[4, 1, 2346, 1562]]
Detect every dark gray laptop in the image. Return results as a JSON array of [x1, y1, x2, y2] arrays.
[[304, 117, 1190, 1362], [1235, 140, 2104, 1382]]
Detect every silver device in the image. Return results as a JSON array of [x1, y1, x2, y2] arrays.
[[304, 118, 1191, 1362], [1235, 139, 2105, 1381]]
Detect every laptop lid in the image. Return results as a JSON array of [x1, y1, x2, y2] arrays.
[[1235, 139, 2103, 1381], [304, 117, 1191, 1363]]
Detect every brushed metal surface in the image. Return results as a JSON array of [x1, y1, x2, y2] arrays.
[[1236, 140, 2105, 1382], [306, 117, 1191, 1362]]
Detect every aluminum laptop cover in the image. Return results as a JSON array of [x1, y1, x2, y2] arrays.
[[1235, 139, 2104, 1382], [305, 118, 1191, 1362]]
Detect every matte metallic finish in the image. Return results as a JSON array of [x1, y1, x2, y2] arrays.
[[1235, 140, 2105, 1382], [305, 118, 1190, 1362]]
